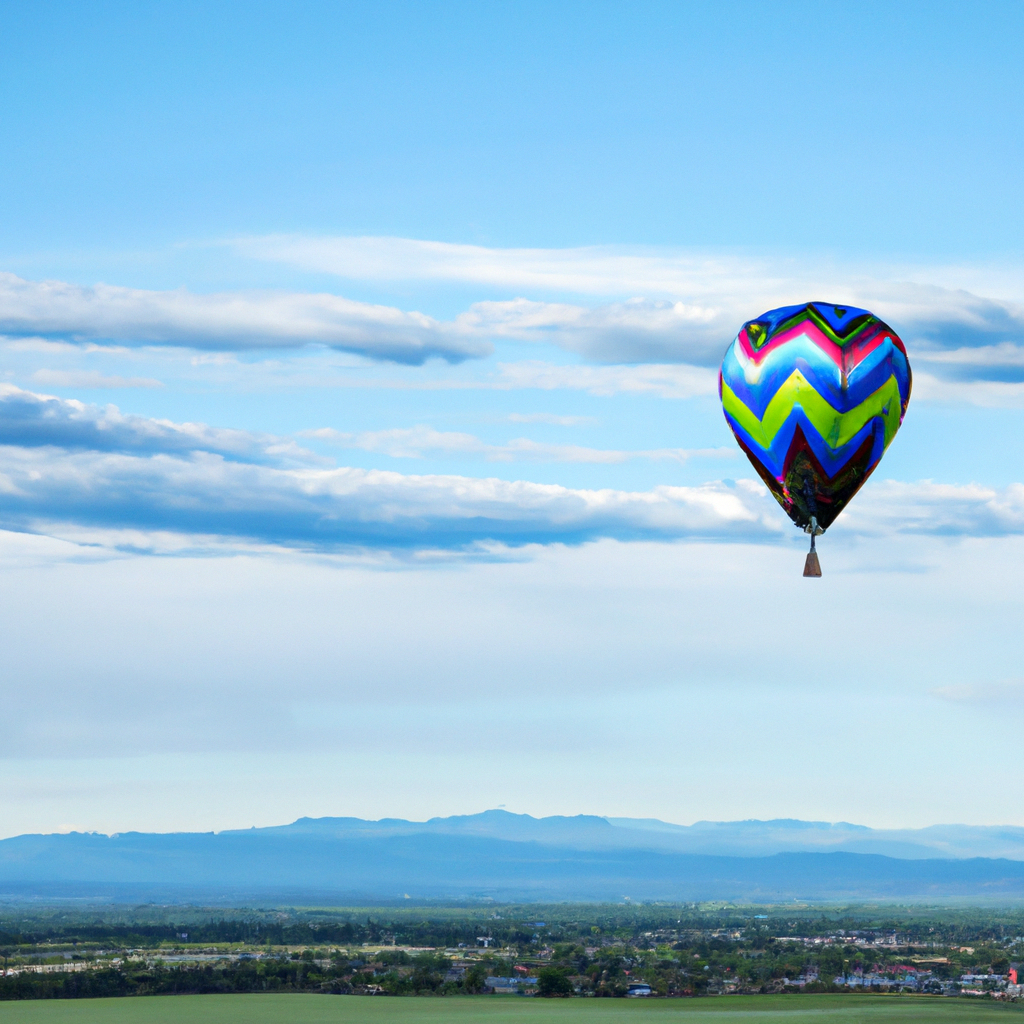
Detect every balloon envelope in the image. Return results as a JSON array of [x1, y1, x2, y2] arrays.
[[719, 302, 911, 531]]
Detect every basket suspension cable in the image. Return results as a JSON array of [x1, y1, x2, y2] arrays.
[[801, 477, 822, 576]]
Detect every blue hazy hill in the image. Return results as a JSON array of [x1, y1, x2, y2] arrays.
[[3, 811, 1024, 903], [247, 812, 1024, 860]]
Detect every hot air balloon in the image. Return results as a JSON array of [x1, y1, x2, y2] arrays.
[[719, 302, 911, 576]]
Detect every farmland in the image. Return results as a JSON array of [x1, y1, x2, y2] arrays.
[[0, 994, 1023, 1024]]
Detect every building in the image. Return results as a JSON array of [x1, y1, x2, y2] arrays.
[[486, 976, 537, 994]]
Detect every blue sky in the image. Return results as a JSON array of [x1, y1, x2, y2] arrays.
[[1, 0, 1023, 836]]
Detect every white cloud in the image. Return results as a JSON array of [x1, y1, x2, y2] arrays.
[[495, 361, 718, 398], [2, 385, 1023, 554], [31, 369, 164, 389], [841, 480, 1024, 538], [909, 372, 1024, 407], [917, 343, 1024, 369], [303, 425, 488, 459], [234, 235, 1024, 369], [232, 235, 717, 295], [507, 413, 595, 426], [0, 272, 488, 364], [457, 297, 728, 363], [0, 269, 733, 368], [931, 680, 1024, 707], [304, 424, 733, 465], [0, 383, 319, 466], [9, 247, 1024, 377], [0, 446, 782, 552], [0, 386, 772, 551]]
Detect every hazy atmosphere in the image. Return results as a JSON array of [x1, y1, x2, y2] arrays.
[[2, 0, 1023, 837]]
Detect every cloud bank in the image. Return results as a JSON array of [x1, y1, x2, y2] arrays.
[[236, 236, 1024, 373], [0, 273, 488, 364], [0, 448, 781, 552], [304, 424, 731, 465], [0, 386, 1021, 554], [0, 384, 316, 466], [0, 385, 777, 551], [493, 362, 718, 398], [6, 244, 1024, 379]]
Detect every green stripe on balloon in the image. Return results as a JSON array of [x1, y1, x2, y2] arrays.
[[721, 372, 903, 451]]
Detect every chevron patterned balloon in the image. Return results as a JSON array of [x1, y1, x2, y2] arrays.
[[719, 301, 912, 533]]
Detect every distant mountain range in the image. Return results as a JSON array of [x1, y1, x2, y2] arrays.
[[3, 811, 1024, 904], [252, 812, 1024, 860]]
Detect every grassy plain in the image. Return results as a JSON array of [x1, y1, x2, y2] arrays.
[[0, 995, 1023, 1024]]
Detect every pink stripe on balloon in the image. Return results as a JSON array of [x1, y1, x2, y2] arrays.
[[736, 320, 903, 370], [736, 321, 843, 366]]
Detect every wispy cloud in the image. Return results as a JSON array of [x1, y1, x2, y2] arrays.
[[0, 270, 731, 368], [931, 680, 1024, 706], [11, 444, 1024, 556], [507, 413, 596, 426], [8, 249, 1024, 378], [0, 448, 782, 553], [303, 425, 733, 465], [841, 480, 1024, 538], [31, 369, 164, 389], [2, 386, 1023, 554], [0, 384, 318, 466], [0, 273, 488, 365], [495, 362, 718, 398], [231, 235, 808, 300], [909, 372, 1024, 407], [0, 387, 776, 551], [235, 235, 1024, 370], [457, 297, 727, 364]]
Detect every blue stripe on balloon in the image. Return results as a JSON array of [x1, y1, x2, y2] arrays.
[[723, 406, 887, 481], [721, 338, 910, 420]]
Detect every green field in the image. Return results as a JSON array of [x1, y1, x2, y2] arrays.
[[0, 996, 1022, 1024]]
